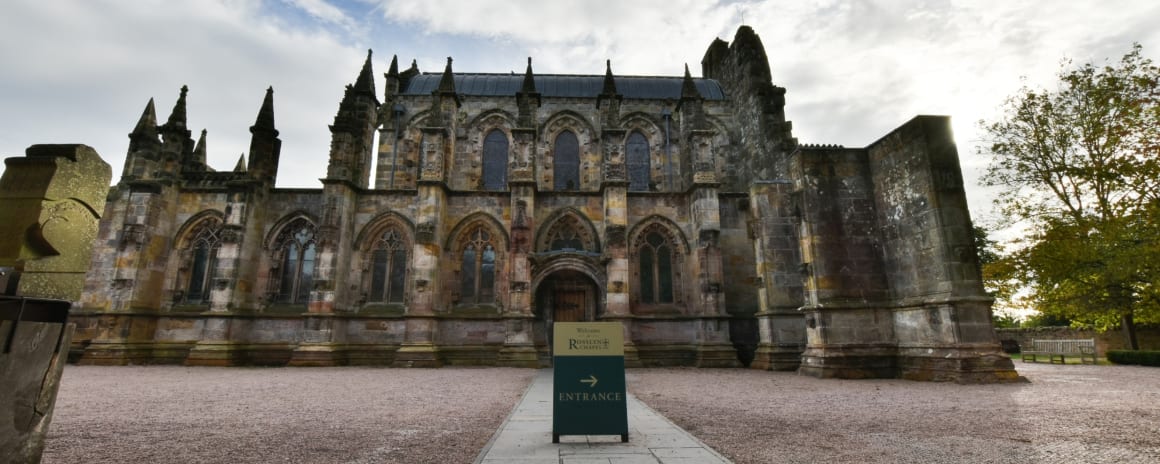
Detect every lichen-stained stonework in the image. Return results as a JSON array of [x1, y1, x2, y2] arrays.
[[66, 26, 1017, 382]]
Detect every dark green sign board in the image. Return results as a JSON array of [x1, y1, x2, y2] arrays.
[[552, 322, 628, 443]]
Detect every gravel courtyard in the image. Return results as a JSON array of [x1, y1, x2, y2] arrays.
[[41, 362, 1160, 464], [42, 367, 534, 464], [629, 362, 1160, 464]]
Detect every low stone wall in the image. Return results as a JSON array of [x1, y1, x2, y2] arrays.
[[996, 326, 1160, 354]]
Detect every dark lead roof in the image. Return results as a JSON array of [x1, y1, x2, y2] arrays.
[[401, 73, 726, 100]]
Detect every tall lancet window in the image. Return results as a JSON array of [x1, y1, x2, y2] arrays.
[[639, 231, 674, 304], [554, 130, 580, 191], [273, 219, 317, 304], [460, 227, 497, 304], [369, 228, 408, 303], [482, 129, 508, 190], [626, 131, 650, 191], [181, 218, 222, 304]]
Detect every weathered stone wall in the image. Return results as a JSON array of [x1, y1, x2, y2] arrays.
[[794, 147, 889, 305], [387, 95, 710, 195], [701, 26, 795, 187], [867, 116, 983, 303], [747, 181, 805, 370], [65, 26, 1014, 378], [996, 326, 1160, 354], [720, 194, 758, 315]]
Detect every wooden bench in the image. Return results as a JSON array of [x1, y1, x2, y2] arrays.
[[1020, 339, 1097, 364]]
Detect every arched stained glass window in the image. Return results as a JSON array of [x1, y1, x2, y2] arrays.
[[639, 231, 674, 304], [181, 218, 221, 304], [369, 228, 408, 303], [554, 131, 580, 191], [273, 220, 316, 304], [460, 227, 496, 304], [626, 131, 650, 191], [482, 130, 508, 190]]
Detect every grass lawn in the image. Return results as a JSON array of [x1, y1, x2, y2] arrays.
[[1010, 353, 1110, 365]]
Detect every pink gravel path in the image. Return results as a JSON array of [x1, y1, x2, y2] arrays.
[[40, 362, 1160, 463], [628, 362, 1160, 464], [42, 366, 533, 464]]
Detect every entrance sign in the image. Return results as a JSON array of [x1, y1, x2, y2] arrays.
[[552, 322, 628, 443]]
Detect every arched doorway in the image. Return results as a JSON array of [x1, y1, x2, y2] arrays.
[[537, 269, 597, 323], [532, 269, 602, 363]]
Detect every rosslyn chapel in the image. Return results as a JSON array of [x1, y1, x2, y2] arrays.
[[70, 26, 1018, 382]]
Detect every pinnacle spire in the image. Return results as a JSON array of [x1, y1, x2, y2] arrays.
[[234, 153, 246, 172], [165, 85, 189, 129], [437, 57, 456, 93], [681, 63, 700, 99], [601, 59, 618, 96], [251, 86, 278, 136], [520, 57, 537, 93], [353, 49, 376, 94], [192, 129, 207, 165], [387, 54, 399, 77], [131, 98, 158, 138], [128, 98, 160, 152]]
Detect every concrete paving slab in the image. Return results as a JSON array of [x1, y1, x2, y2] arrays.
[[475, 369, 732, 464]]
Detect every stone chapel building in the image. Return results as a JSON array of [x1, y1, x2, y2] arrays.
[[70, 26, 1017, 382]]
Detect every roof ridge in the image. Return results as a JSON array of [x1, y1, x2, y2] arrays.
[[416, 72, 717, 80]]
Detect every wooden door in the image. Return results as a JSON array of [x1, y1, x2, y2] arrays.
[[554, 290, 586, 322]]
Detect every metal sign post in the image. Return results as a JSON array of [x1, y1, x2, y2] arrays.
[[552, 322, 628, 443]]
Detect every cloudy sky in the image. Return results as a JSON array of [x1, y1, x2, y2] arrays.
[[2, 0, 1158, 228]]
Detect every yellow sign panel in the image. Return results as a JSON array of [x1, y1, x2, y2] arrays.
[[553, 322, 624, 357]]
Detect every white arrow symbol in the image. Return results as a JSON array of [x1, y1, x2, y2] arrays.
[[580, 375, 598, 388]]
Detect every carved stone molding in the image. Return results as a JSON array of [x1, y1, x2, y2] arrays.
[[220, 225, 244, 244], [699, 229, 720, 248], [416, 221, 436, 244], [120, 224, 147, 250], [605, 224, 627, 247], [316, 225, 339, 248], [604, 162, 626, 182]]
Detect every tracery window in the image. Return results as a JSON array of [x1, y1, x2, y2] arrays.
[[369, 228, 408, 303], [482, 129, 508, 190], [554, 130, 580, 191], [549, 227, 584, 251], [638, 231, 674, 304], [546, 215, 586, 251], [460, 227, 496, 304], [180, 218, 222, 304], [272, 219, 316, 304], [626, 131, 650, 191]]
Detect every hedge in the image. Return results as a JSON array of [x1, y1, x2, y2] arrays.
[[1106, 350, 1160, 366]]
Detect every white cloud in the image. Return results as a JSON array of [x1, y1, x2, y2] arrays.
[[372, 0, 744, 74], [2, 0, 1159, 224], [0, 0, 366, 189]]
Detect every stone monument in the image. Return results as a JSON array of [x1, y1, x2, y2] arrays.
[[0, 144, 110, 463]]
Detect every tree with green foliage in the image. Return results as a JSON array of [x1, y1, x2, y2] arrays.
[[979, 44, 1160, 349], [973, 226, 1018, 304], [974, 225, 1021, 327]]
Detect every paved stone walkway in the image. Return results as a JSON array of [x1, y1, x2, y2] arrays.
[[475, 369, 732, 464]]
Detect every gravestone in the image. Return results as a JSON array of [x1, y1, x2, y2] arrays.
[[0, 144, 110, 463]]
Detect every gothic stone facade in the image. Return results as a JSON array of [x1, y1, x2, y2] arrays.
[[70, 26, 1017, 381]]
